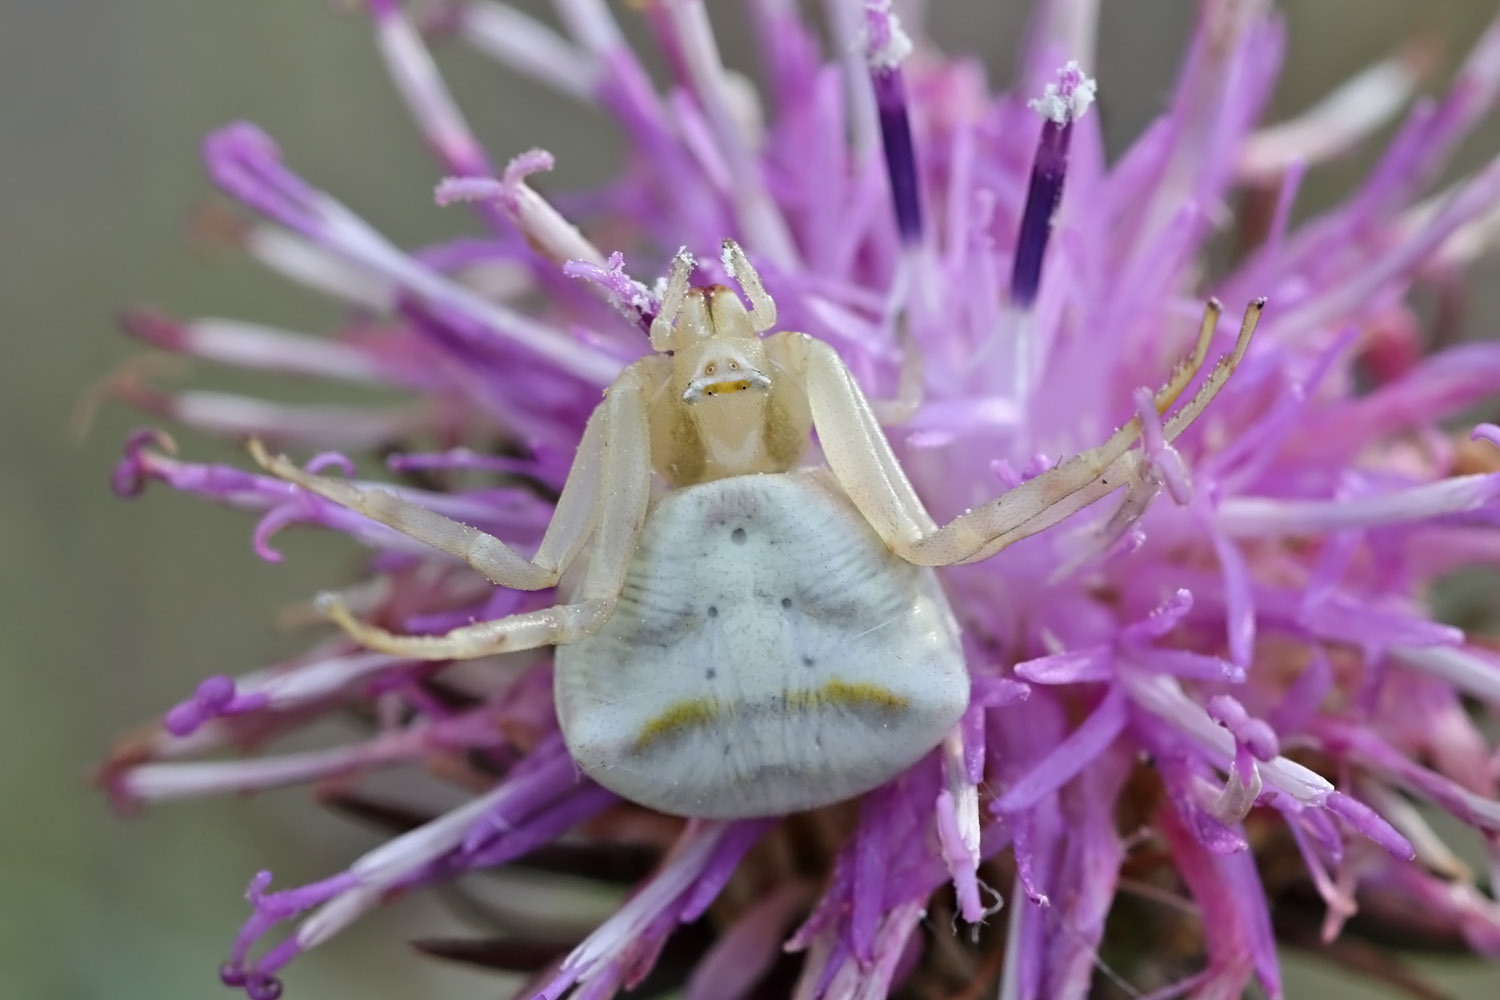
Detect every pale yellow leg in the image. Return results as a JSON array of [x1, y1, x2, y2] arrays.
[[649, 247, 698, 351], [770, 300, 1262, 568], [721, 238, 777, 333], [252, 419, 603, 591], [254, 362, 657, 659], [867, 316, 924, 426]]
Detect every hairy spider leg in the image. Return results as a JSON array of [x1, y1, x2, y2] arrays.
[[868, 308, 925, 427], [250, 365, 654, 659], [720, 238, 777, 333], [773, 298, 1263, 567], [649, 247, 699, 351], [1153, 297, 1221, 414]]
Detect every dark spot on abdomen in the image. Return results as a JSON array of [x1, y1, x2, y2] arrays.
[[731, 527, 747, 544]]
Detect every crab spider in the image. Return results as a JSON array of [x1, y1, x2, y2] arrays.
[[251, 240, 1260, 818]]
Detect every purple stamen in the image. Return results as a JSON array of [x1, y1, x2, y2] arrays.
[[872, 71, 923, 244], [1011, 61, 1097, 308], [864, 3, 923, 243]]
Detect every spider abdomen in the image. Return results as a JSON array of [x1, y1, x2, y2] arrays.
[[554, 469, 969, 818]]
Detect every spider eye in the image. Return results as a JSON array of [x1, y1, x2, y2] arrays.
[[728, 361, 740, 371], [704, 362, 717, 376]]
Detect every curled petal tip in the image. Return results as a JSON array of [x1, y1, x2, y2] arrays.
[[163, 675, 261, 736], [305, 451, 356, 476], [111, 428, 178, 498], [502, 147, 555, 180], [202, 121, 280, 166], [1471, 423, 1500, 449], [246, 870, 274, 900]]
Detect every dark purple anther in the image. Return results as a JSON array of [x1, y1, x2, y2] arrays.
[[1010, 121, 1072, 307], [873, 70, 924, 244], [864, 2, 924, 245], [1010, 61, 1096, 308]]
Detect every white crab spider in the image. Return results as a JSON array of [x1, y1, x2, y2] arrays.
[[251, 241, 1260, 819]]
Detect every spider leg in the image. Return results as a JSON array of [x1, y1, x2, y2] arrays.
[[649, 246, 698, 351], [252, 428, 586, 591], [317, 593, 611, 660], [771, 299, 1262, 568], [721, 238, 777, 333], [868, 313, 924, 426], [253, 363, 655, 658], [1153, 298, 1220, 414], [766, 329, 939, 547], [728, 233, 918, 421]]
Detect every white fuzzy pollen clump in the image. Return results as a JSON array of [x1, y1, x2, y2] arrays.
[[1028, 59, 1098, 125], [860, 2, 913, 71]]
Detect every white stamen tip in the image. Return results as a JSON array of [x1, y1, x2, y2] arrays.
[[860, 3, 913, 72], [1028, 60, 1097, 125]]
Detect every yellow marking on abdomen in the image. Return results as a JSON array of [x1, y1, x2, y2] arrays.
[[635, 697, 722, 749], [635, 681, 908, 749], [821, 679, 909, 711]]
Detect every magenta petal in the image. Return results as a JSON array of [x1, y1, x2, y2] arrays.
[[996, 686, 1128, 813]]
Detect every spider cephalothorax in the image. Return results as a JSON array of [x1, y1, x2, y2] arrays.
[[252, 240, 1259, 818], [645, 247, 813, 486]]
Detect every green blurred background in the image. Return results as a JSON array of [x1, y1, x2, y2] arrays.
[[2, 1, 1498, 997]]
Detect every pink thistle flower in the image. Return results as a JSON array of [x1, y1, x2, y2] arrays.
[[101, 2, 1500, 998]]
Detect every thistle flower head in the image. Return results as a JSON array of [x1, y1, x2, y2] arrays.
[[103, 2, 1500, 999]]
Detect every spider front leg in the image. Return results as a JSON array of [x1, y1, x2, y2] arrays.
[[770, 298, 1261, 568], [867, 315, 925, 426], [252, 362, 656, 659]]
